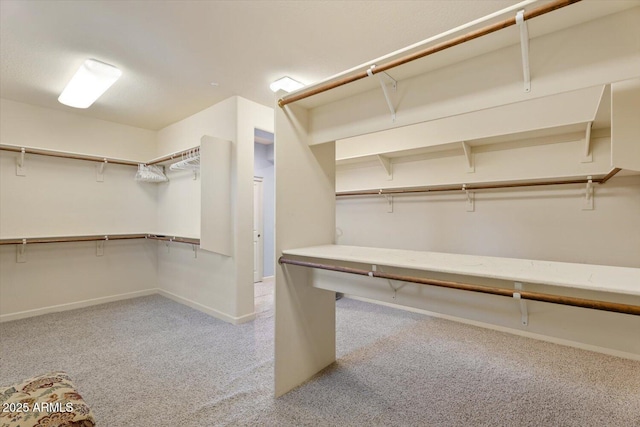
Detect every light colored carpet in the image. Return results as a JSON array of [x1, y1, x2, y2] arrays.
[[1, 287, 639, 426]]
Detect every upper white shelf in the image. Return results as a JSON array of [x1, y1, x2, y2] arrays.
[[336, 85, 608, 165], [282, 245, 640, 297]]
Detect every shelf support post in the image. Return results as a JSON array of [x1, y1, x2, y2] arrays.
[[516, 10, 531, 93], [368, 65, 397, 122], [514, 282, 528, 326]]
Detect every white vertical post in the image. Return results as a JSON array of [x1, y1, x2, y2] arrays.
[[274, 96, 336, 397]]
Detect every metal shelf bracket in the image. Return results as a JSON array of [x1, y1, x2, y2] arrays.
[[16, 148, 26, 176], [514, 282, 528, 326], [97, 160, 108, 182], [381, 191, 394, 213], [96, 240, 105, 256], [17, 239, 27, 263], [462, 184, 475, 212], [516, 10, 531, 93], [583, 176, 594, 210], [368, 65, 397, 122]]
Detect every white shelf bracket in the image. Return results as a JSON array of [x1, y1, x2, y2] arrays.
[[377, 155, 393, 180], [516, 10, 531, 93], [462, 185, 475, 212], [581, 122, 593, 163], [166, 238, 174, 253], [17, 239, 27, 263], [461, 141, 475, 172], [192, 244, 198, 258], [16, 148, 26, 177], [583, 176, 594, 210], [97, 160, 108, 182], [96, 240, 105, 256], [368, 65, 397, 122], [514, 282, 528, 326]]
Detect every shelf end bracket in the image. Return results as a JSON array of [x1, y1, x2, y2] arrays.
[[581, 122, 593, 163], [461, 141, 474, 172]]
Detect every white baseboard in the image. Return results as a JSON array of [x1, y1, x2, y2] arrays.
[[0, 289, 157, 323], [345, 295, 640, 362], [157, 289, 256, 325]]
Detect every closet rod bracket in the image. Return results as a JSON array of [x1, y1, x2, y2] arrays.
[[97, 160, 108, 182], [516, 10, 531, 93], [583, 176, 594, 210], [16, 148, 27, 177], [381, 191, 394, 213], [16, 239, 27, 263], [368, 65, 397, 122], [462, 185, 475, 212], [514, 282, 528, 326], [96, 240, 105, 256]]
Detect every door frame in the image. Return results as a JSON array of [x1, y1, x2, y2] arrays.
[[253, 177, 264, 283]]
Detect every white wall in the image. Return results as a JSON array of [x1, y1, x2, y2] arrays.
[[337, 174, 640, 268], [155, 96, 274, 322], [0, 99, 158, 320], [0, 99, 156, 161]]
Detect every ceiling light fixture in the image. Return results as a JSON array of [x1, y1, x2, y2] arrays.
[[269, 76, 304, 93], [58, 59, 122, 108]]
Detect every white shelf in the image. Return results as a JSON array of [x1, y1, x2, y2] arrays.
[[282, 245, 640, 296]]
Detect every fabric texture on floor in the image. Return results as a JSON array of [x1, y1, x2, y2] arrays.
[[1, 293, 639, 426]]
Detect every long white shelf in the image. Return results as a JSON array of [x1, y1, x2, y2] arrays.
[[282, 245, 640, 297]]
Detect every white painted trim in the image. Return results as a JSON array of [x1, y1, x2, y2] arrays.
[[0, 289, 157, 323], [344, 295, 640, 362], [261, 275, 275, 281], [158, 289, 256, 325]]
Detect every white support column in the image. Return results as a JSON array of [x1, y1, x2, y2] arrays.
[[275, 96, 336, 397]]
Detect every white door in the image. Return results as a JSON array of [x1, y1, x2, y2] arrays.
[[253, 178, 264, 283]]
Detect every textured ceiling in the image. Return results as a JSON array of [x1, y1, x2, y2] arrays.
[[0, 0, 520, 130]]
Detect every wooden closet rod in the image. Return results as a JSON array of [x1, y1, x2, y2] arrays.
[[336, 170, 620, 198], [278, 257, 640, 316], [278, 0, 581, 108], [0, 234, 200, 246], [0, 144, 140, 167]]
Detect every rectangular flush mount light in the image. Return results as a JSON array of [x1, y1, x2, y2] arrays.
[[270, 76, 304, 93], [58, 59, 122, 108]]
